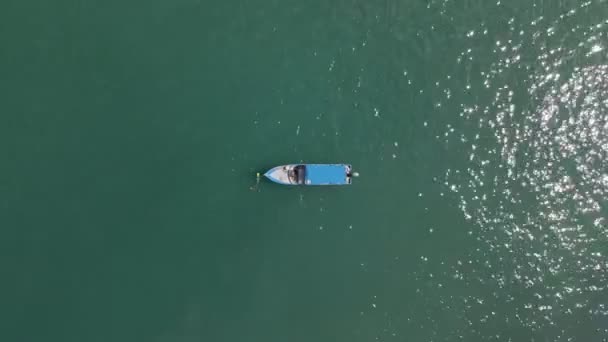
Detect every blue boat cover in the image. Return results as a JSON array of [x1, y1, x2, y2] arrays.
[[305, 164, 347, 185]]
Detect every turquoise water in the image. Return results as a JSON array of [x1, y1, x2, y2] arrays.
[[1, 0, 608, 341]]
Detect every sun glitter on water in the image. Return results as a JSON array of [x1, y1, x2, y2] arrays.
[[434, 0, 608, 338]]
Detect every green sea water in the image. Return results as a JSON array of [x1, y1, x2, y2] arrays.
[[2, 1, 608, 341]]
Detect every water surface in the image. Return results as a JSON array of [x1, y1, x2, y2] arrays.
[[1, 0, 607, 341]]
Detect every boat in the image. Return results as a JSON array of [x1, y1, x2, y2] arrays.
[[264, 164, 358, 185]]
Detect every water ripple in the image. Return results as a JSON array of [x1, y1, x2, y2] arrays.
[[437, 0, 608, 337]]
